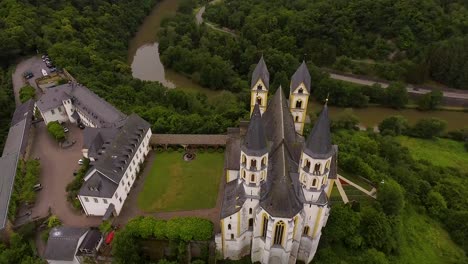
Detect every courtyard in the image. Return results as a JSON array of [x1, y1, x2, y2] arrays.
[[137, 151, 224, 212]]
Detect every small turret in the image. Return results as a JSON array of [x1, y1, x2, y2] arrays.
[[250, 56, 269, 114], [289, 61, 311, 135], [240, 104, 268, 187]]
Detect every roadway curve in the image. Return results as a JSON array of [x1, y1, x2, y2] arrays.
[[195, 1, 238, 37]]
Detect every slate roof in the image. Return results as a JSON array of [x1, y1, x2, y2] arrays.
[[220, 180, 246, 218], [290, 61, 311, 93], [82, 127, 120, 159], [241, 104, 267, 156], [251, 56, 270, 90], [2, 118, 29, 157], [44, 226, 87, 261], [79, 114, 150, 198], [11, 99, 34, 126], [36, 83, 126, 127], [0, 153, 19, 230], [304, 105, 333, 158], [77, 228, 102, 255]]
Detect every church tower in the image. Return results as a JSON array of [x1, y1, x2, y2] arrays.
[[250, 56, 269, 115], [289, 61, 311, 135]]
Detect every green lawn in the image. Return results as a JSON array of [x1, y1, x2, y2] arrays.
[[391, 207, 467, 264], [398, 136, 468, 173], [137, 152, 224, 212]]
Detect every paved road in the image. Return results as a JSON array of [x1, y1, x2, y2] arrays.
[[329, 73, 468, 101], [12, 56, 53, 106], [195, 1, 237, 37], [30, 121, 101, 227]]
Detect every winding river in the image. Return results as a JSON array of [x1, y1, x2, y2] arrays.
[[128, 0, 468, 130]]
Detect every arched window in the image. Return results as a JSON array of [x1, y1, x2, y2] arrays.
[[261, 171, 265, 180], [325, 160, 331, 170], [273, 221, 285, 246], [303, 226, 310, 236], [296, 100, 302, 109], [251, 159, 257, 168], [249, 218, 254, 228], [257, 97, 262, 105], [249, 208, 252, 214], [251, 174, 255, 182], [261, 157, 266, 167], [257, 84, 262, 90], [298, 88, 303, 94], [295, 116, 299, 122], [305, 159, 311, 169], [230, 234, 234, 240], [228, 224, 231, 230], [314, 163, 321, 175], [242, 155, 246, 165], [262, 214, 268, 238], [312, 178, 317, 187], [243, 170, 246, 179]]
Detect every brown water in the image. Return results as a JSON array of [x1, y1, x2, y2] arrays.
[[128, 0, 220, 96], [308, 101, 468, 131]]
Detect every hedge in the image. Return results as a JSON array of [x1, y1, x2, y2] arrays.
[[124, 216, 213, 242]]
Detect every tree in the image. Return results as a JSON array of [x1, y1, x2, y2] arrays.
[[418, 90, 443, 110], [425, 190, 447, 218], [378, 116, 409, 136], [411, 118, 446, 139], [111, 231, 142, 264], [357, 248, 389, 264], [46, 121, 65, 141], [385, 82, 408, 109], [331, 109, 359, 130], [360, 207, 393, 252], [19, 85, 35, 103], [377, 179, 405, 216], [322, 204, 362, 248]]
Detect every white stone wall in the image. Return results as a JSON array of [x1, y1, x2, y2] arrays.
[[239, 151, 268, 187], [289, 84, 309, 134], [40, 105, 70, 125], [62, 99, 77, 123], [226, 170, 239, 183], [78, 129, 152, 216]]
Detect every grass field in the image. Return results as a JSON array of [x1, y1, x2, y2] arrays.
[[137, 152, 224, 212], [398, 136, 468, 173]]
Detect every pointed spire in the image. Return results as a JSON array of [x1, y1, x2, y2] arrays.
[[304, 103, 332, 158], [251, 56, 270, 90], [290, 61, 311, 93], [243, 103, 267, 155]]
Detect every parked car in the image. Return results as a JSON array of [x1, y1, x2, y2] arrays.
[[33, 183, 42, 191], [63, 126, 69, 133], [78, 158, 84, 165], [23, 71, 34, 79], [78, 123, 85, 129], [41, 69, 48, 77], [50, 67, 57, 72]]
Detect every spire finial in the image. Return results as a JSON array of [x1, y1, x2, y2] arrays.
[[325, 93, 329, 106]]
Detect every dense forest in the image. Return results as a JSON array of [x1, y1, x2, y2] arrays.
[[158, 0, 468, 89]]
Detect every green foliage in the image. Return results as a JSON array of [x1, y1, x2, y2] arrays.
[[331, 109, 359, 131], [378, 115, 409, 136], [322, 204, 362, 248], [46, 121, 65, 141], [418, 90, 443, 110], [99, 220, 112, 233], [111, 230, 142, 264], [19, 85, 35, 103], [385, 82, 408, 109], [47, 215, 61, 228], [0, 233, 44, 264], [66, 158, 90, 210], [125, 216, 213, 242], [0, 68, 14, 151], [425, 191, 447, 218], [377, 179, 405, 216], [411, 118, 447, 139]]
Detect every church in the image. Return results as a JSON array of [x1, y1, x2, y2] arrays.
[[216, 57, 338, 264]]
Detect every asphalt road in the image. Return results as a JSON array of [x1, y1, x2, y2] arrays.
[[12, 56, 53, 106], [329, 73, 468, 101]]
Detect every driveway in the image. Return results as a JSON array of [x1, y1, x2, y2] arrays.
[[30, 121, 101, 227], [12, 56, 53, 106]]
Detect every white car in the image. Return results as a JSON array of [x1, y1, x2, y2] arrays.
[[41, 69, 48, 77], [78, 158, 84, 165]]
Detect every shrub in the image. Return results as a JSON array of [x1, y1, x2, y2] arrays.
[[418, 90, 443, 110], [99, 220, 112, 233], [167, 147, 174, 152], [47, 215, 61, 228], [411, 118, 447, 139], [19, 85, 35, 102], [47, 121, 65, 141], [157, 147, 164, 153], [198, 148, 205, 153], [177, 147, 184, 153], [207, 147, 215, 153], [217, 148, 224, 153], [378, 116, 409, 136]]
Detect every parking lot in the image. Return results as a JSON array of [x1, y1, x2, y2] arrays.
[[12, 56, 56, 106], [29, 121, 101, 226]]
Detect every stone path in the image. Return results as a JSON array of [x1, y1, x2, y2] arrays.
[[115, 152, 225, 233]]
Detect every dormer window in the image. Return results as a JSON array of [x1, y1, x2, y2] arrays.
[[298, 88, 303, 94], [257, 84, 262, 90]]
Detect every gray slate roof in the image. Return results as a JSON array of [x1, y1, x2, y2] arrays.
[[242, 104, 267, 156], [304, 105, 333, 158], [2, 118, 29, 157], [36, 83, 126, 127], [251, 56, 270, 90], [220, 180, 246, 218], [77, 228, 102, 255], [290, 61, 311, 93], [44, 226, 87, 261], [0, 153, 19, 230], [82, 127, 120, 159], [79, 114, 150, 198], [11, 99, 34, 126]]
